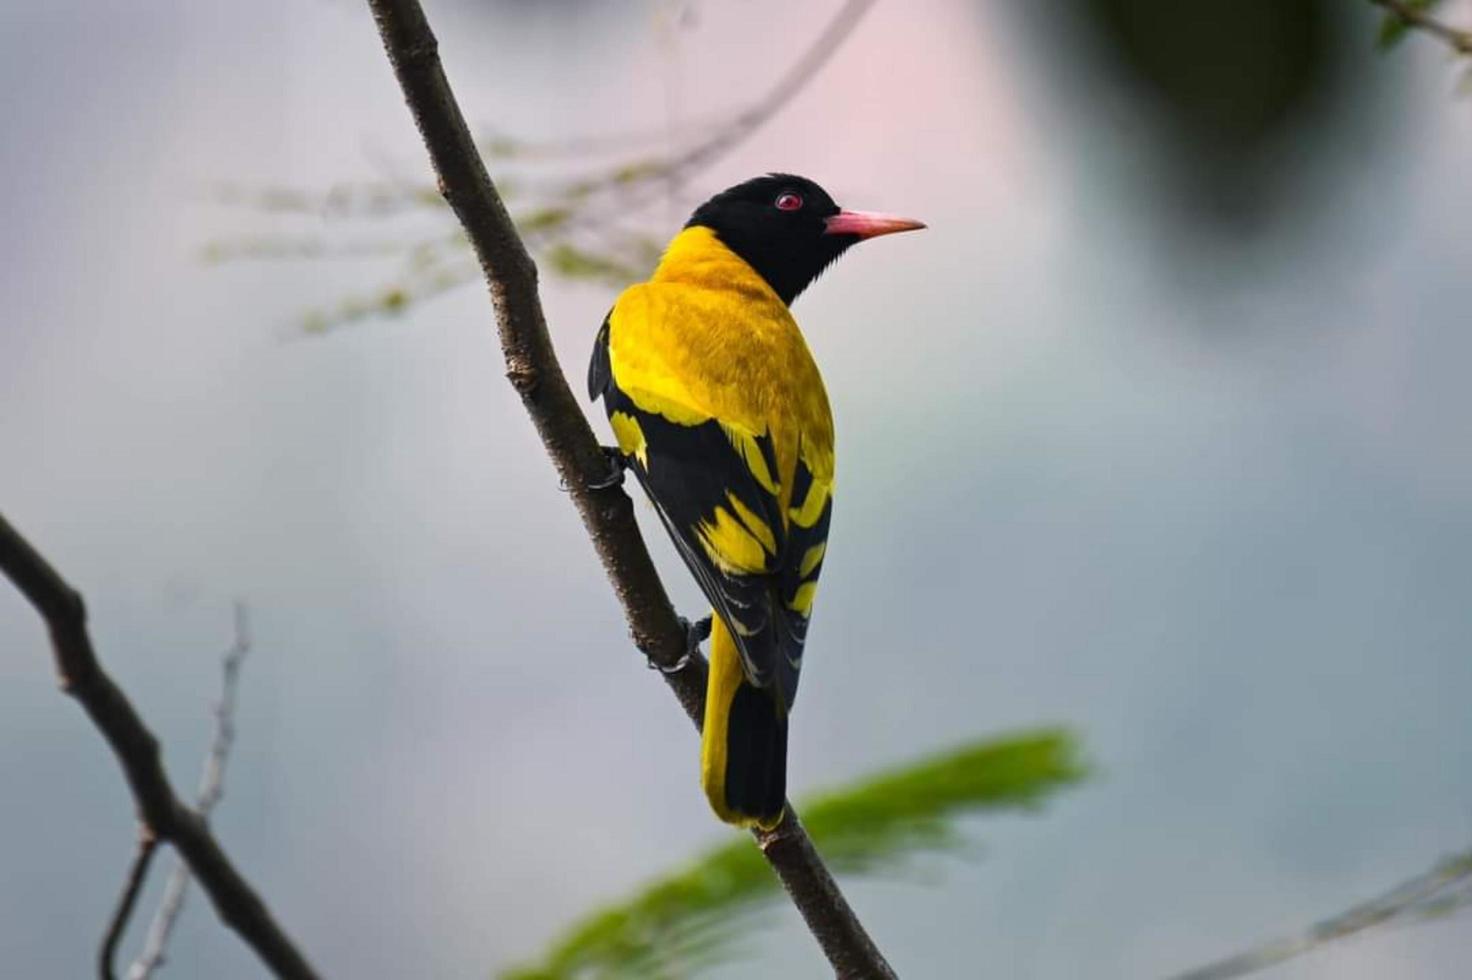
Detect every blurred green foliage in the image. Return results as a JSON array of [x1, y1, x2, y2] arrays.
[[1079, 0, 1334, 148], [501, 728, 1085, 980], [1011, 0, 1390, 237], [1377, 0, 1444, 49]]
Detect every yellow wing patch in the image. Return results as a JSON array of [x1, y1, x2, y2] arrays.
[[724, 491, 777, 556], [789, 476, 831, 529], [798, 542, 827, 579], [609, 411, 649, 469], [697, 504, 770, 576], [720, 422, 779, 497], [787, 581, 819, 617]]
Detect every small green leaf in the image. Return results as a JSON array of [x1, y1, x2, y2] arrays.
[[611, 160, 664, 184], [543, 244, 642, 286]]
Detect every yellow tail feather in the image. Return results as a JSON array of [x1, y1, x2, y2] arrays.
[[700, 616, 786, 829]]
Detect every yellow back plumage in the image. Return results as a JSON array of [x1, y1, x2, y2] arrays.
[[607, 226, 835, 516]]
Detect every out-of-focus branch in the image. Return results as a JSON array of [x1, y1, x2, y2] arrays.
[[99, 832, 159, 980], [363, 1, 896, 975], [214, 0, 880, 333], [475, 0, 876, 174], [1371, 0, 1472, 54], [1166, 849, 1472, 980], [533, 0, 879, 222], [0, 515, 318, 980], [128, 602, 252, 980], [657, 0, 878, 180]]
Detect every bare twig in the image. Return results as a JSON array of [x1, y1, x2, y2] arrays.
[[363, 1, 896, 976], [662, 0, 878, 177], [1166, 849, 1472, 980], [534, 0, 880, 223], [227, 0, 876, 222], [127, 602, 253, 980], [480, 0, 880, 251], [1371, 0, 1472, 54], [99, 831, 159, 980], [0, 515, 319, 980]]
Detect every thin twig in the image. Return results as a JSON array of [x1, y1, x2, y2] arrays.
[[668, 0, 879, 173], [222, 0, 877, 223], [1371, 0, 1472, 54], [98, 831, 159, 980], [0, 514, 319, 980], [128, 602, 253, 980], [1165, 849, 1472, 980], [515, 0, 880, 244], [363, 1, 896, 975]]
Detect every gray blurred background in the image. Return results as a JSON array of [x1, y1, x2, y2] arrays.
[[3, 0, 1471, 976]]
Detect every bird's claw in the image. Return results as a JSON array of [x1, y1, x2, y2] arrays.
[[649, 614, 711, 674], [561, 447, 626, 492], [588, 447, 627, 490], [686, 614, 712, 648]]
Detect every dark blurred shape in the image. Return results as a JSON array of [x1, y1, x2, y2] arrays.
[[1018, 0, 1381, 235], [1083, 0, 1330, 149]]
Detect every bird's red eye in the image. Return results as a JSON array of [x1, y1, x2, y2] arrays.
[[775, 192, 803, 212]]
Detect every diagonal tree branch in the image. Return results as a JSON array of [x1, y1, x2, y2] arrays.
[[0, 514, 319, 980], [363, 1, 896, 976], [1370, 0, 1472, 54]]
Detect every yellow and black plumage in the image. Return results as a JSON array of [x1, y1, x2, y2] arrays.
[[588, 174, 923, 827]]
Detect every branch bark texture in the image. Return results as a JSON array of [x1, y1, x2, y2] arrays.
[[0, 515, 319, 980], [363, 2, 896, 976]]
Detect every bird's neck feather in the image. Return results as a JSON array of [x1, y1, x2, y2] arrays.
[[651, 227, 782, 304]]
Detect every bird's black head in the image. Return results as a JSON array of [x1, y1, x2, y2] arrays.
[[686, 173, 924, 305]]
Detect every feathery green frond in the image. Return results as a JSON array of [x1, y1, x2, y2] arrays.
[[500, 728, 1085, 980]]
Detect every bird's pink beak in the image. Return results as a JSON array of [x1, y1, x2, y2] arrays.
[[823, 209, 927, 239]]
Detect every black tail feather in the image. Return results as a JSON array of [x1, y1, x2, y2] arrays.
[[724, 681, 788, 823]]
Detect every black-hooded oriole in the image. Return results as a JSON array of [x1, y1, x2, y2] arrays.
[[588, 174, 924, 827]]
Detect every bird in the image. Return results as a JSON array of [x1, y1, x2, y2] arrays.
[[587, 174, 924, 828]]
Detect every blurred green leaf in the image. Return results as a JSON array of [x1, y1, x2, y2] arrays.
[[501, 728, 1085, 980], [518, 207, 573, 234], [611, 160, 665, 184], [1377, 0, 1441, 49], [544, 244, 645, 286]]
